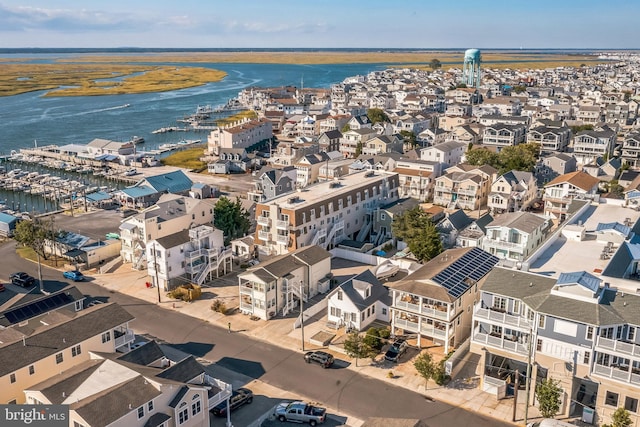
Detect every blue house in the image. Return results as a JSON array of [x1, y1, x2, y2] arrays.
[[114, 170, 193, 208], [0, 212, 17, 237]]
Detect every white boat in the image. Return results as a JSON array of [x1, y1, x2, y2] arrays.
[[129, 136, 145, 145], [374, 260, 400, 280]]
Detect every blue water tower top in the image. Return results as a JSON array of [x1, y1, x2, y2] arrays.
[[464, 48, 481, 62]]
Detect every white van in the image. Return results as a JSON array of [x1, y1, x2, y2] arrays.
[[527, 420, 575, 427]]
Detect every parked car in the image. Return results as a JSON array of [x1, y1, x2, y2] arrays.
[[211, 388, 253, 417], [274, 401, 326, 426], [304, 351, 334, 368], [63, 270, 85, 282], [105, 232, 120, 240], [384, 338, 408, 363], [10, 272, 35, 287]]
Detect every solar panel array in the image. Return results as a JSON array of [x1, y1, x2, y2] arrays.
[[4, 293, 74, 324], [432, 247, 499, 298]]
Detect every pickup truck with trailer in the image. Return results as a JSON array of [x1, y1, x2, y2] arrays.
[[274, 401, 326, 425]]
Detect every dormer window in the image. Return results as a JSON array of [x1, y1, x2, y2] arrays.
[[337, 291, 343, 301]]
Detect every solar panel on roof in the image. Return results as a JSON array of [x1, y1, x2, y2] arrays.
[[432, 248, 498, 298], [3, 293, 74, 324]]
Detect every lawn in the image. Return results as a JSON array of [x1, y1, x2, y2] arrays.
[[216, 110, 258, 126], [160, 147, 207, 171], [16, 246, 62, 268]]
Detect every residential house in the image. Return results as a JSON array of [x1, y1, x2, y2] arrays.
[[439, 115, 474, 131], [456, 213, 494, 248], [207, 148, 251, 174], [481, 211, 549, 261], [471, 267, 640, 426], [294, 151, 342, 189], [576, 105, 603, 124], [481, 97, 523, 116], [478, 115, 530, 128], [527, 123, 572, 153], [0, 303, 135, 405], [269, 140, 318, 168], [326, 270, 391, 331], [621, 132, 640, 168], [543, 171, 600, 220], [206, 117, 273, 155], [86, 138, 135, 158], [417, 127, 449, 146], [340, 128, 378, 158], [318, 129, 343, 153], [24, 342, 231, 427], [535, 153, 578, 186], [488, 170, 538, 214], [390, 247, 499, 352], [573, 127, 617, 165], [436, 210, 474, 248], [433, 164, 497, 211], [362, 134, 404, 155], [482, 123, 527, 148], [446, 88, 479, 104], [254, 170, 400, 255], [146, 225, 229, 289], [447, 125, 482, 145], [247, 167, 297, 203], [420, 141, 467, 168], [347, 114, 373, 130], [582, 157, 621, 183], [119, 194, 215, 269], [237, 246, 332, 319]]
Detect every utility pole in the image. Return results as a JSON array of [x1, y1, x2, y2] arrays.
[[153, 242, 161, 304], [300, 281, 305, 351], [512, 369, 519, 422], [524, 328, 533, 425]]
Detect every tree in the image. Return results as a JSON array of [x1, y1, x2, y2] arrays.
[[213, 197, 251, 245], [391, 206, 443, 262], [13, 217, 55, 260], [429, 58, 442, 70], [535, 378, 563, 419], [399, 130, 417, 148], [355, 142, 363, 157], [498, 143, 539, 174], [413, 351, 437, 389], [570, 124, 594, 134], [343, 331, 374, 367], [367, 108, 389, 124], [512, 85, 527, 94], [603, 407, 632, 427], [341, 123, 351, 133], [363, 327, 386, 351], [465, 147, 500, 169]]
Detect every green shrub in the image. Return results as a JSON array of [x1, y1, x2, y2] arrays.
[[211, 299, 227, 314], [363, 327, 385, 350]]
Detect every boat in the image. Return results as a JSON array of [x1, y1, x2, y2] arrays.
[[129, 136, 145, 145]]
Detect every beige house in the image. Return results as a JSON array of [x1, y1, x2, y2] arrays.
[[433, 164, 497, 211], [339, 128, 378, 158], [0, 303, 135, 405], [206, 117, 273, 155], [481, 211, 549, 261], [543, 171, 599, 220], [390, 247, 498, 352]]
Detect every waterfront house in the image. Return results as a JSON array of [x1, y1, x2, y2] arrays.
[[207, 148, 251, 174], [237, 246, 332, 320], [114, 170, 194, 209], [206, 117, 273, 156]]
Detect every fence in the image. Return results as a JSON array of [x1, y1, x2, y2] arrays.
[[444, 337, 470, 377], [293, 298, 327, 329], [246, 404, 278, 427]]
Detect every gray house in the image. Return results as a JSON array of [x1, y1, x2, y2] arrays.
[[535, 153, 577, 186], [247, 167, 297, 203]]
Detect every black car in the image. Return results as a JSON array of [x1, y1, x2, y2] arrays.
[[211, 388, 253, 417], [10, 272, 35, 287], [304, 350, 334, 368], [384, 338, 408, 363]]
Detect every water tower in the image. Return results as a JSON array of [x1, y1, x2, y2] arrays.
[[462, 48, 481, 88]]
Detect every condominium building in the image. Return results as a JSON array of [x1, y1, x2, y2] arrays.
[[433, 164, 497, 211], [206, 117, 273, 156], [254, 170, 400, 255]]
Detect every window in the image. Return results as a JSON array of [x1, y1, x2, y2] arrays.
[[56, 352, 63, 364], [537, 339, 543, 352], [29, 365, 35, 375], [513, 300, 520, 315], [382, 308, 387, 316], [538, 315, 546, 329], [337, 291, 343, 301], [73, 422, 85, 427], [71, 344, 81, 357], [583, 351, 590, 364], [10, 373, 16, 383], [625, 396, 638, 413], [605, 391, 619, 407], [137, 406, 144, 419], [75, 301, 82, 311], [148, 400, 154, 412], [178, 408, 189, 424], [586, 326, 594, 340], [629, 326, 636, 341], [102, 331, 111, 343], [492, 296, 506, 311], [191, 401, 201, 416]]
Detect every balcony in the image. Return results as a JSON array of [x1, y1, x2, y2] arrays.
[[596, 336, 640, 358], [395, 300, 420, 313], [114, 329, 135, 349], [593, 364, 640, 386], [472, 331, 528, 356], [395, 300, 449, 320], [276, 220, 289, 230], [483, 239, 526, 251], [258, 231, 270, 241], [421, 324, 447, 338], [474, 306, 532, 330], [453, 187, 478, 197], [276, 234, 289, 244], [394, 317, 419, 331], [257, 216, 271, 226], [204, 374, 233, 408]]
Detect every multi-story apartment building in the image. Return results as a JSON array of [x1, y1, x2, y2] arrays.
[[206, 117, 273, 156], [488, 170, 538, 214], [573, 127, 617, 165], [481, 211, 549, 261], [237, 246, 332, 319], [527, 123, 572, 153], [339, 128, 378, 158], [147, 225, 231, 289], [0, 303, 135, 405], [390, 247, 499, 352], [119, 194, 215, 269], [254, 170, 400, 255], [471, 267, 640, 426], [543, 171, 599, 220], [482, 123, 527, 147], [433, 164, 497, 211]]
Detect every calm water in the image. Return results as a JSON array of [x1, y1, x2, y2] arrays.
[[0, 60, 388, 212]]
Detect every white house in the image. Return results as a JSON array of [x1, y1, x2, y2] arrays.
[[482, 211, 549, 261]]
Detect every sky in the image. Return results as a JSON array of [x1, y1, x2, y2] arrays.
[[0, 0, 638, 49]]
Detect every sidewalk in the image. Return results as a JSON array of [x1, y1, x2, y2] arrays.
[[90, 264, 542, 426]]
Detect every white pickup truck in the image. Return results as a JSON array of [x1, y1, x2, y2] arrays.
[[274, 401, 326, 425]]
